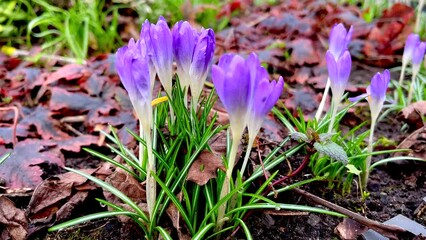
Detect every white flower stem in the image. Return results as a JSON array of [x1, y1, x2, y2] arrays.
[[240, 132, 256, 176], [398, 62, 407, 86], [407, 68, 419, 104], [361, 117, 376, 191], [217, 127, 243, 228], [183, 87, 189, 109], [315, 78, 331, 121], [144, 124, 156, 219], [139, 123, 145, 169], [327, 99, 339, 133]]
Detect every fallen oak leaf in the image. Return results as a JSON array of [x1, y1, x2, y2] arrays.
[[0, 196, 28, 240], [187, 150, 226, 186]]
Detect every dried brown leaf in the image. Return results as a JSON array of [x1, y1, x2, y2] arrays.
[[334, 218, 367, 240], [187, 150, 225, 186], [0, 196, 28, 240]]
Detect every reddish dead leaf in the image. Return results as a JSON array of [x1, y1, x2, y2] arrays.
[[0, 196, 28, 240], [399, 101, 426, 131], [187, 150, 226, 186], [55, 135, 99, 152], [334, 218, 367, 240], [44, 64, 91, 86], [49, 87, 117, 115], [0, 139, 64, 189], [27, 169, 97, 224], [395, 126, 426, 160], [18, 105, 69, 140], [288, 38, 320, 66], [364, 3, 414, 67], [283, 87, 321, 117]]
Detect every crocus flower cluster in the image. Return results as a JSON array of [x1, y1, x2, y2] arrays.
[[324, 24, 353, 132], [173, 21, 215, 107], [212, 52, 283, 225], [116, 17, 215, 219]]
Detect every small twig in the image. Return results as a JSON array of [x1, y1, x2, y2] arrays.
[[62, 123, 83, 136], [0, 106, 19, 146], [293, 188, 405, 239], [60, 115, 86, 123]]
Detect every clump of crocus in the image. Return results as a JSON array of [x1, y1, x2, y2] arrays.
[[398, 33, 420, 86], [241, 53, 284, 175], [407, 41, 426, 103], [172, 21, 215, 109], [316, 23, 353, 121], [212, 52, 283, 227], [350, 70, 390, 191], [116, 39, 156, 218], [325, 49, 352, 132]]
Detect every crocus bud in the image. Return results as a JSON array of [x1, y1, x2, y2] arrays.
[[172, 21, 198, 91], [326, 50, 352, 104], [212, 54, 251, 133], [173, 21, 215, 105], [189, 28, 215, 104], [329, 23, 353, 60], [412, 42, 426, 68], [367, 70, 390, 122], [402, 33, 420, 66], [141, 16, 173, 96], [116, 38, 152, 127]]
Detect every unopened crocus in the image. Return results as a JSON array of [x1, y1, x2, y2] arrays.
[[188, 29, 215, 106], [172, 21, 198, 94], [116, 38, 156, 219], [141, 16, 173, 97], [325, 50, 352, 132], [399, 33, 420, 85], [408, 41, 426, 103], [350, 70, 390, 190], [173, 21, 215, 108], [329, 23, 353, 59], [316, 23, 353, 121], [212, 53, 252, 227], [241, 53, 284, 175]]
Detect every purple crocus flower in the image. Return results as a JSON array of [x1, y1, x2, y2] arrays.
[[329, 23, 353, 60], [326, 50, 352, 104], [116, 38, 152, 117], [173, 21, 215, 105], [245, 53, 283, 134], [172, 21, 198, 91], [402, 33, 420, 65], [412, 41, 426, 67], [212, 53, 251, 133], [367, 70, 390, 121], [189, 29, 215, 104], [141, 16, 173, 96]]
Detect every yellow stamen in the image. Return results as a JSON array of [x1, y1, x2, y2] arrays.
[[151, 96, 168, 106], [1, 46, 16, 56]]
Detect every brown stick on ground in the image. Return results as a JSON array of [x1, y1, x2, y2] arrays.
[[293, 187, 406, 239], [0, 106, 19, 146]]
